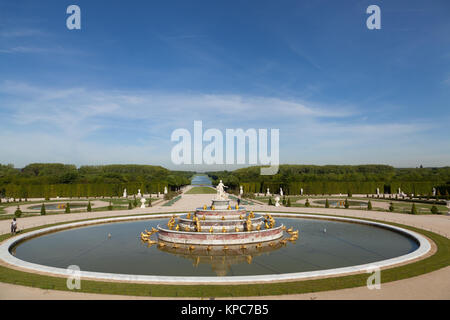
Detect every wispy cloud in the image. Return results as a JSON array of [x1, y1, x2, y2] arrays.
[[0, 81, 439, 167]]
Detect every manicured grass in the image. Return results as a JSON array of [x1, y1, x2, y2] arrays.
[[0, 213, 448, 297], [185, 187, 216, 194]]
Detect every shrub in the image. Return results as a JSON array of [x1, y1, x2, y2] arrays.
[[286, 198, 291, 207], [14, 206, 22, 217], [148, 198, 152, 207], [325, 199, 329, 208], [40, 203, 46, 215], [282, 196, 286, 206], [389, 202, 394, 212], [87, 201, 92, 212], [305, 199, 310, 207], [347, 191, 352, 198], [410, 203, 417, 215], [128, 201, 132, 210], [344, 198, 349, 209], [65, 203, 71, 213], [430, 205, 439, 215], [108, 200, 113, 211], [367, 200, 372, 211], [268, 198, 273, 206]]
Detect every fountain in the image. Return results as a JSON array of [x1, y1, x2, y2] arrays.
[[154, 180, 286, 246]]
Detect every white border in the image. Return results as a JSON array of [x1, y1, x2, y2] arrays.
[[0, 213, 431, 284]]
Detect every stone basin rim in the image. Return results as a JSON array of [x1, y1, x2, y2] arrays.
[[0, 212, 431, 284]]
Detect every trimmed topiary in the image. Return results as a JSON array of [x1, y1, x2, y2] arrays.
[[128, 201, 132, 210], [325, 199, 329, 208], [65, 203, 71, 213], [344, 198, 349, 209], [87, 201, 92, 212], [305, 199, 310, 207], [367, 200, 372, 211], [286, 197, 291, 207], [40, 203, 46, 215], [389, 202, 394, 212], [430, 205, 438, 215], [14, 206, 22, 217], [410, 203, 417, 215]]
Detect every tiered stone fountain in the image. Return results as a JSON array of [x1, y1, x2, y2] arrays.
[[156, 180, 286, 246]]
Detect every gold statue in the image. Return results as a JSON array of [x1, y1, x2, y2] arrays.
[[175, 224, 180, 231], [256, 224, 261, 231], [203, 205, 207, 210], [187, 212, 191, 219], [222, 227, 227, 233], [209, 226, 213, 233], [235, 226, 240, 232]]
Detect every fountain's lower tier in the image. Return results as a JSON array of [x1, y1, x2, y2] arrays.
[[157, 225, 284, 245]]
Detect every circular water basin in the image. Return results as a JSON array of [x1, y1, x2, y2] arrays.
[[10, 216, 420, 277]]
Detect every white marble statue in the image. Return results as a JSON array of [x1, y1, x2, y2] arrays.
[[140, 198, 146, 208], [376, 188, 379, 195], [123, 188, 127, 198], [446, 201, 450, 216], [280, 188, 283, 197], [164, 186, 168, 195], [432, 188, 436, 196], [398, 188, 401, 195], [216, 180, 228, 200], [240, 186, 243, 196], [275, 196, 280, 207], [266, 188, 270, 196], [137, 189, 142, 198], [300, 188, 303, 196]]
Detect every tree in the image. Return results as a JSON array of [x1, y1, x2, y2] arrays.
[[410, 203, 417, 215], [305, 199, 310, 207], [14, 206, 22, 217], [65, 203, 71, 213], [40, 203, 46, 215], [325, 199, 329, 208], [367, 200, 372, 211], [148, 197, 152, 207], [128, 201, 132, 210], [344, 198, 349, 209], [430, 205, 438, 215], [87, 201, 92, 212], [286, 197, 291, 207], [389, 202, 394, 212]]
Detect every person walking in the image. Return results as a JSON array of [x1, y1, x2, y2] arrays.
[[11, 218, 17, 234]]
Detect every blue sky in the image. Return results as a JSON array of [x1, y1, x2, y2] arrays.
[[0, 0, 449, 170]]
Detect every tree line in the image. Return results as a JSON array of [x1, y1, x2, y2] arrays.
[[0, 163, 193, 199], [206, 165, 450, 196]]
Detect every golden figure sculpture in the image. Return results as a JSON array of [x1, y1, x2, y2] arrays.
[[209, 226, 214, 233]]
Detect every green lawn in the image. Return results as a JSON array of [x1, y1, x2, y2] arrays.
[[185, 187, 216, 194], [0, 213, 448, 297]]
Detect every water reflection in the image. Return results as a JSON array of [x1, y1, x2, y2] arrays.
[[155, 239, 291, 276]]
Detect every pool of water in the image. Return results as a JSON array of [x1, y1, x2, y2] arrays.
[[12, 217, 418, 277], [29, 203, 89, 210], [191, 174, 212, 186]]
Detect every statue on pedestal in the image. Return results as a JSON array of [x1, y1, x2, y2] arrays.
[[164, 186, 168, 195], [137, 189, 142, 198], [216, 180, 228, 200], [140, 198, 146, 208], [280, 188, 283, 197], [123, 188, 127, 198], [275, 196, 280, 207], [240, 186, 243, 196], [266, 188, 270, 196]]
